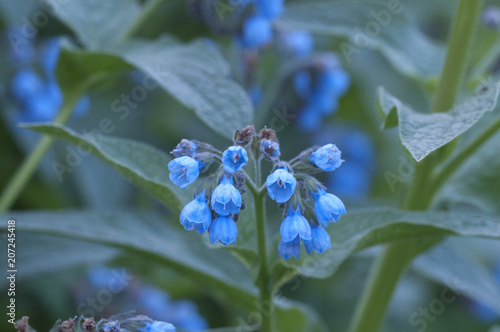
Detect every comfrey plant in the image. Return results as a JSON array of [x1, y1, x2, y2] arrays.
[[168, 126, 346, 258]]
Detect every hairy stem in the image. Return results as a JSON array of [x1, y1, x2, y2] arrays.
[[348, 1, 483, 331]]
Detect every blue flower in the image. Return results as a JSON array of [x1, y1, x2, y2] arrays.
[[241, 15, 272, 49], [40, 38, 61, 77], [168, 156, 200, 189], [141, 321, 176, 332], [211, 176, 242, 216], [304, 224, 331, 254], [172, 139, 197, 158], [266, 167, 296, 203], [311, 187, 346, 226], [282, 31, 314, 58], [256, 0, 284, 19], [293, 70, 312, 99], [222, 146, 248, 173], [260, 139, 280, 160], [280, 205, 312, 242], [209, 215, 237, 245], [309, 144, 342, 171], [180, 190, 212, 234], [278, 236, 301, 259], [10, 69, 43, 101]]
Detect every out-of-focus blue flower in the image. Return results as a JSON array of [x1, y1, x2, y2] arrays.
[[209, 215, 237, 245], [248, 85, 262, 106], [482, 6, 500, 28], [311, 187, 346, 226], [256, 0, 284, 19], [293, 70, 312, 99], [280, 205, 311, 242], [40, 37, 61, 77], [180, 190, 212, 234], [241, 15, 273, 49], [266, 167, 296, 203], [468, 262, 500, 322], [281, 31, 314, 58], [222, 146, 248, 173], [166, 300, 207, 330], [309, 144, 343, 172], [278, 236, 301, 260], [10, 69, 43, 101], [74, 96, 91, 118], [211, 176, 242, 216], [172, 139, 197, 158], [260, 139, 280, 161], [168, 156, 200, 189], [304, 224, 331, 254], [141, 321, 176, 332], [87, 266, 115, 289]]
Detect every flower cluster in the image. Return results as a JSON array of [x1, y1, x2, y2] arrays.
[[7, 33, 89, 123], [168, 126, 346, 259]]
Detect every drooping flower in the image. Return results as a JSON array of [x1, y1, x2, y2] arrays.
[[278, 236, 301, 259], [241, 15, 272, 49], [222, 146, 248, 173], [209, 215, 238, 245], [309, 144, 342, 171], [172, 139, 197, 158], [211, 176, 242, 216], [180, 190, 212, 234], [311, 187, 346, 226], [280, 205, 311, 242], [266, 167, 296, 203], [304, 223, 332, 254], [260, 139, 280, 161], [168, 156, 200, 189]]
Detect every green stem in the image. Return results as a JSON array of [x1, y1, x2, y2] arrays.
[[252, 158, 274, 332], [121, 0, 168, 39], [348, 1, 483, 331], [0, 95, 80, 212]]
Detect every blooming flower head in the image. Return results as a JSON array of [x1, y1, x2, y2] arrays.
[[241, 15, 273, 49], [278, 236, 301, 260], [311, 187, 346, 226], [209, 215, 238, 245], [172, 139, 197, 158], [266, 167, 296, 203], [180, 190, 212, 234], [309, 144, 342, 171], [168, 156, 200, 189], [280, 205, 312, 242], [222, 146, 248, 173], [211, 176, 242, 216], [260, 139, 280, 161], [304, 223, 332, 254]]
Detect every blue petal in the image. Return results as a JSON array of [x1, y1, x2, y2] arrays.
[[209, 216, 237, 245], [278, 237, 301, 259]]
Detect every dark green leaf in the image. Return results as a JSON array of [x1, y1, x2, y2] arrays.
[[22, 123, 190, 212], [377, 83, 500, 161], [275, 298, 328, 332], [277, 1, 445, 80]]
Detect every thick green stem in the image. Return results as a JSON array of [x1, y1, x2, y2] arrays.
[[0, 95, 80, 212], [348, 1, 483, 331]]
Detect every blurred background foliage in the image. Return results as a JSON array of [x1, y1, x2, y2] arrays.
[[0, 0, 500, 331]]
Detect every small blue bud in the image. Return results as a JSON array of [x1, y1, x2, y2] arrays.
[[172, 139, 197, 158], [102, 321, 119, 332], [304, 224, 331, 254], [180, 190, 212, 234], [260, 139, 280, 161], [282, 31, 314, 58], [309, 144, 342, 171], [10, 69, 43, 101], [168, 156, 200, 189], [311, 187, 346, 226], [211, 176, 242, 216], [266, 167, 296, 203], [209, 215, 237, 245], [278, 236, 301, 259], [280, 205, 312, 242], [222, 146, 248, 173], [241, 15, 272, 49], [256, 0, 284, 19], [142, 321, 176, 332]]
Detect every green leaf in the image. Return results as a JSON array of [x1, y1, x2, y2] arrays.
[[46, 0, 141, 50], [22, 123, 190, 212], [275, 298, 328, 332], [377, 83, 500, 162], [413, 239, 500, 315], [278, 207, 500, 279], [436, 129, 500, 214], [0, 209, 258, 308], [277, 1, 445, 80]]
